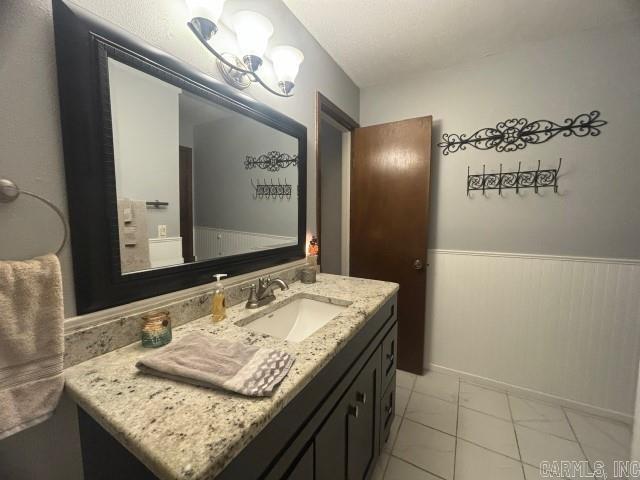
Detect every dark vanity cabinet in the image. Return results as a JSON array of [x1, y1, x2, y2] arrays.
[[223, 294, 398, 480], [78, 294, 398, 480]]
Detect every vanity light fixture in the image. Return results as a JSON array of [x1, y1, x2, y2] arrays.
[[186, 1, 304, 97]]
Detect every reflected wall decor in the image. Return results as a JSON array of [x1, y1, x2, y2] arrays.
[[251, 178, 293, 200], [244, 152, 298, 171]]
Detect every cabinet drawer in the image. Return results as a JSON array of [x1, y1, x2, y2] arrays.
[[381, 323, 397, 391], [380, 374, 396, 452]]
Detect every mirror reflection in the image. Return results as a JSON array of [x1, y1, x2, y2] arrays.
[[107, 58, 299, 274]]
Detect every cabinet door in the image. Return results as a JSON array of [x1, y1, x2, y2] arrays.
[[316, 347, 382, 480], [381, 323, 398, 392], [346, 347, 381, 480], [315, 394, 348, 480], [380, 375, 396, 453], [284, 442, 315, 480]]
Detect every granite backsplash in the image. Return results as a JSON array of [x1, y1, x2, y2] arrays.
[[63, 263, 307, 368]]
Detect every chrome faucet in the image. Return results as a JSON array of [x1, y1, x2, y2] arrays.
[[242, 276, 289, 309]]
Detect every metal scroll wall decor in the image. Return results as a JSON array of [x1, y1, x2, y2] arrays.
[[245, 151, 298, 172], [467, 159, 562, 196], [440, 111, 607, 155], [251, 178, 292, 200]]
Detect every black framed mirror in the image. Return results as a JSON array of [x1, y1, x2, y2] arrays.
[[53, 0, 307, 314]]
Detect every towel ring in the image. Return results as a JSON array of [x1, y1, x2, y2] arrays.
[[0, 178, 68, 255]]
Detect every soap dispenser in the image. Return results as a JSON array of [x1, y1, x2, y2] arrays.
[[211, 274, 228, 323]]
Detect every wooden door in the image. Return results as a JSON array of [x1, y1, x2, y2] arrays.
[[179, 146, 195, 263], [350, 117, 432, 374]]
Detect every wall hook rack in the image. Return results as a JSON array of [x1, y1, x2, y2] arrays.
[[440, 111, 606, 155], [467, 159, 562, 196], [146, 200, 169, 209], [251, 178, 292, 200]]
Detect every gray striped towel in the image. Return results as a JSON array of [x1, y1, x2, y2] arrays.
[[135, 333, 295, 397]]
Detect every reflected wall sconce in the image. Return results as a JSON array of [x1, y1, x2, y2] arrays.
[[186, 0, 304, 97]]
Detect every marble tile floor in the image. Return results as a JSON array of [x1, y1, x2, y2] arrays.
[[373, 370, 632, 480]]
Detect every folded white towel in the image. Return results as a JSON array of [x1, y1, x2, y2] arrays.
[[0, 254, 64, 440]]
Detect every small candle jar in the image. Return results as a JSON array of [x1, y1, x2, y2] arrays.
[[141, 311, 172, 348], [301, 266, 317, 284]]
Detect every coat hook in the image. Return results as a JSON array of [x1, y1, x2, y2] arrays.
[[482, 164, 486, 196], [554, 158, 562, 193], [534, 160, 541, 194]]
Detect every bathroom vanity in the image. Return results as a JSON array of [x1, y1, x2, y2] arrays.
[[53, 5, 399, 477], [64, 275, 398, 479]]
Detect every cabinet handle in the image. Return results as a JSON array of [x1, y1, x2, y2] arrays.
[[356, 391, 367, 405], [384, 406, 393, 429], [348, 404, 359, 419], [386, 352, 394, 364]]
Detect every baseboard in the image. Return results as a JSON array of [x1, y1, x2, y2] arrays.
[[427, 363, 634, 425]]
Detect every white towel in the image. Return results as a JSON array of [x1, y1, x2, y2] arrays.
[[0, 254, 64, 440]]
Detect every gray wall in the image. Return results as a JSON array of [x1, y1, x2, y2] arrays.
[[319, 120, 343, 274], [193, 115, 298, 237], [109, 58, 182, 239], [0, 0, 358, 478], [360, 21, 640, 259]]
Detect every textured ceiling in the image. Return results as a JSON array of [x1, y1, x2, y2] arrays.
[[282, 0, 640, 87]]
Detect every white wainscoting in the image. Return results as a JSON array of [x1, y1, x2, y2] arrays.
[[425, 249, 640, 420], [194, 226, 297, 260]]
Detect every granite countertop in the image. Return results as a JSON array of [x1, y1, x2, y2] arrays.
[[64, 273, 398, 480]]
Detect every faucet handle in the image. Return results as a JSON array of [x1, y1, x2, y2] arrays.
[[241, 284, 259, 309]]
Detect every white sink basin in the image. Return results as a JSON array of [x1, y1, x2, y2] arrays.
[[241, 297, 348, 342]]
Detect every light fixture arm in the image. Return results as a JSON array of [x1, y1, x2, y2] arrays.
[[187, 21, 292, 98]]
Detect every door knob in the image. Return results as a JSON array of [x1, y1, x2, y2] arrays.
[[413, 259, 424, 270]]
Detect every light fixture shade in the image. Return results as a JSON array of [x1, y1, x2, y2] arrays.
[[186, 0, 227, 24], [231, 11, 274, 59], [270, 46, 304, 84]]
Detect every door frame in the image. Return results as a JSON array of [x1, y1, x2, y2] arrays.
[[179, 146, 195, 263], [315, 92, 359, 270]]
